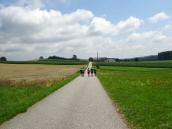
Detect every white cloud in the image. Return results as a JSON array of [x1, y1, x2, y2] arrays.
[[90, 17, 112, 32], [89, 16, 142, 36], [127, 31, 167, 43], [116, 16, 143, 33], [0, 5, 171, 60], [149, 12, 170, 23], [0, 6, 94, 44]]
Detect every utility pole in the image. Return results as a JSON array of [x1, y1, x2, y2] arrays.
[[97, 51, 98, 62]]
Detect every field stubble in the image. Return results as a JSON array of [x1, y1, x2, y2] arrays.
[[0, 64, 83, 86]]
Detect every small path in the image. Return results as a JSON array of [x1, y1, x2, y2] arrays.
[[0, 62, 128, 129]]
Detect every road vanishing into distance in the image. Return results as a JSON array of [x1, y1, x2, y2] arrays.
[[0, 62, 128, 129]]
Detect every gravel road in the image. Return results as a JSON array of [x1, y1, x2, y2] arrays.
[[0, 63, 128, 129]]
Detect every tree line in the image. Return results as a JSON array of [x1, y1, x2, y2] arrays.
[[158, 51, 172, 60], [39, 55, 78, 60]]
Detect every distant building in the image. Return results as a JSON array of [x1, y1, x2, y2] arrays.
[[93, 57, 107, 62], [158, 51, 172, 60], [93, 57, 117, 62], [105, 58, 116, 62]]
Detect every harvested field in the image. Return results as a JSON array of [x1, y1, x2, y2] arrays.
[[0, 64, 83, 84]]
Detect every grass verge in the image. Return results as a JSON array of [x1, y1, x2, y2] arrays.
[[0, 60, 88, 65], [0, 72, 79, 125], [94, 60, 172, 68], [97, 66, 172, 129]]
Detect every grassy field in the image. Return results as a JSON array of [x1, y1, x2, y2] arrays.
[[97, 66, 172, 129], [0, 59, 88, 65], [0, 64, 83, 84], [94, 60, 172, 68], [0, 64, 83, 124]]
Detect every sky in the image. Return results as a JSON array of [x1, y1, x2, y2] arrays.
[[0, 0, 172, 60]]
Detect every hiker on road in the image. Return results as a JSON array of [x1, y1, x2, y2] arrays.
[[80, 68, 85, 77], [87, 68, 90, 76], [91, 67, 94, 76], [94, 68, 96, 76]]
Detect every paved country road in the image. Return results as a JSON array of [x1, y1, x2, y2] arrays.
[[0, 63, 128, 129]]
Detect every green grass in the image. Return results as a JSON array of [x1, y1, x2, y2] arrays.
[[0, 59, 88, 65], [0, 72, 79, 125], [97, 66, 172, 129], [94, 60, 172, 68]]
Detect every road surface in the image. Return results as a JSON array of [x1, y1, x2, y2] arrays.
[[0, 62, 128, 129]]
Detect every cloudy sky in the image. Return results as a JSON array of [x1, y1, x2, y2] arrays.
[[0, 0, 172, 60]]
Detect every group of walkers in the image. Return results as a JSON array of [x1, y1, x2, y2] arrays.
[[87, 67, 96, 76], [80, 66, 96, 77]]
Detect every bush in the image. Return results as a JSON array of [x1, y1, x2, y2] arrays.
[[0, 57, 7, 61], [96, 65, 100, 69]]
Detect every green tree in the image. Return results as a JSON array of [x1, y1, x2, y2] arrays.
[[0, 57, 7, 61], [72, 55, 77, 60], [89, 57, 94, 62], [134, 58, 139, 62], [39, 56, 44, 60]]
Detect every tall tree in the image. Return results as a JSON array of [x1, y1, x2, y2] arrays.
[[89, 57, 94, 62], [39, 56, 44, 60], [72, 55, 77, 60]]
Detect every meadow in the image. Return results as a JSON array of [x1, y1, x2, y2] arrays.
[[94, 60, 172, 68], [97, 66, 172, 129], [0, 64, 82, 124]]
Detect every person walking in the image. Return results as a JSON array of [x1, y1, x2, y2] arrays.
[[93, 68, 96, 76], [87, 68, 90, 77], [80, 68, 84, 77], [91, 67, 94, 76]]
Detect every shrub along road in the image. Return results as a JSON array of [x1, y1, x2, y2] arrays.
[[0, 63, 128, 129]]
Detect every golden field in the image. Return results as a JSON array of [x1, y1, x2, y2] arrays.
[[0, 64, 83, 85]]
